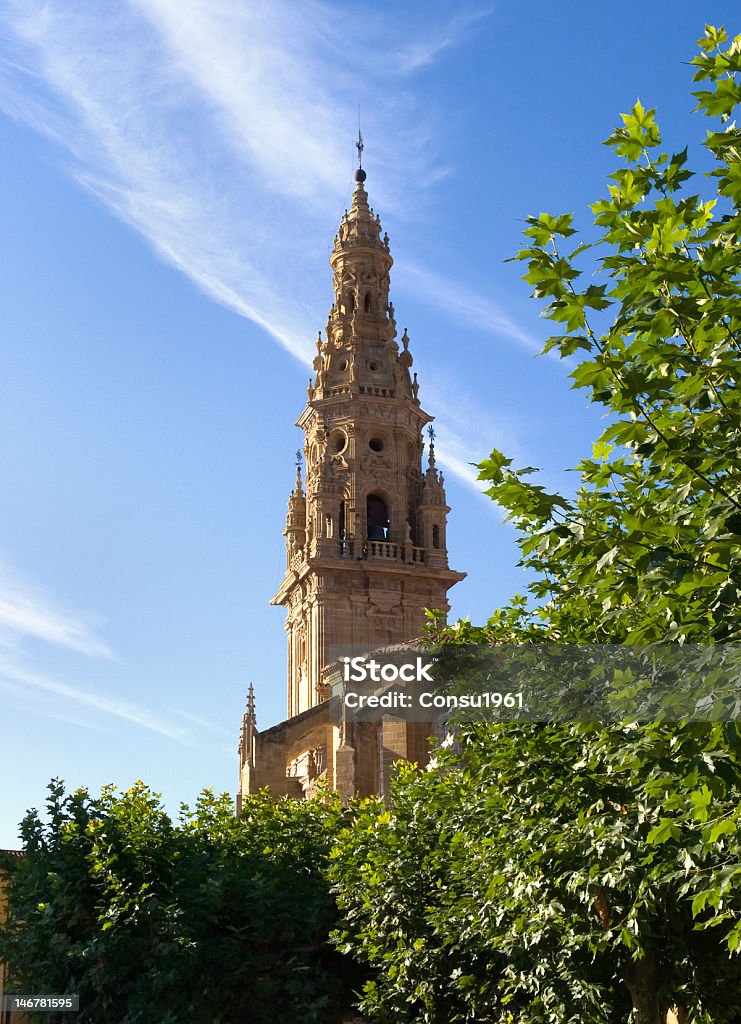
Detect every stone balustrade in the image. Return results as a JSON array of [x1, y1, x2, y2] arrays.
[[338, 539, 427, 564]]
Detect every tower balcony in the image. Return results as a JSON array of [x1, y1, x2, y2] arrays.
[[282, 540, 450, 592], [338, 538, 441, 566], [319, 383, 397, 399]]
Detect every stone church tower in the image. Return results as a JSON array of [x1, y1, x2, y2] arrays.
[[238, 162, 464, 805]]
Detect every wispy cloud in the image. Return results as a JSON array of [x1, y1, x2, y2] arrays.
[[0, 679, 100, 731], [0, 0, 518, 488], [0, 657, 193, 744], [0, 560, 113, 658], [398, 262, 542, 354], [395, 6, 494, 74], [0, 560, 198, 742], [0, 0, 460, 358], [171, 707, 231, 736], [423, 377, 523, 507]]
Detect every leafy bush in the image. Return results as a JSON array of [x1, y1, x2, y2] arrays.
[[0, 781, 359, 1024]]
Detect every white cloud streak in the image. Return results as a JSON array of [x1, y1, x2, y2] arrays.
[[0, 559, 192, 743], [0, 0, 533, 489], [0, 561, 200, 743], [394, 6, 494, 74], [0, 560, 113, 658], [171, 707, 231, 735], [397, 262, 542, 354], [0, 679, 100, 731], [0, 0, 445, 358], [423, 377, 522, 510], [0, 658, 193, 744]]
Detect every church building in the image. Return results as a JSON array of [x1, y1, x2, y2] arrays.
[[237, 159, 465, 805]]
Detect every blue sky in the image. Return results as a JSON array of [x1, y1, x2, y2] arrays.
[[0, 1, 736, 845]]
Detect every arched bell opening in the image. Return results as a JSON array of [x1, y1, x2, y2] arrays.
[[364, 291, 372, 314], [367, 494, 390, 542], [432, 524, 441, 549], [338, 499, 348, 556]]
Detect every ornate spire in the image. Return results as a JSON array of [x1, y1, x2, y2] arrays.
[[269, 154, 465, 724], [306, 163, 423, 404], [246, 682, 256, 724], [283, 453, 306, 563]]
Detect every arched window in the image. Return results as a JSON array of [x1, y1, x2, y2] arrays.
[[367, 494, 389, 541], [364, 291, 372, 313], [347, 293, 355, 314], [432, 524, 440, 549], [338, 501, 347, 555]]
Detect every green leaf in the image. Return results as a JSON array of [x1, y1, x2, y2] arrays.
[[647, 818, 681, 844], [707, 818, 737, 844]]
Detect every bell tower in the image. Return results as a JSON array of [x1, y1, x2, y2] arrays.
[[272, 161, 465, 718]]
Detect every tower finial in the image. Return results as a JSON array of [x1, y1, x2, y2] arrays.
[[246, 682, 256, 723], [356, 104, 363, 168], [427, 425, 437, 469], [354, 117, 366, 183]]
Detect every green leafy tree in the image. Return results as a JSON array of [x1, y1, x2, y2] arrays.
[[472, 24, 741, 647], [0, 780, 359, 1024], [331, 726, 741, 1024], [330, 26, 741, 1024]]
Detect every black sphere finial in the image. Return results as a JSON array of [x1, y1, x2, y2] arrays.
[[354, 167, 367, 183]]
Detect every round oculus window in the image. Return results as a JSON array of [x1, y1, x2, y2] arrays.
[[369, 437, 385, 453], [330, 430, 347, 454]]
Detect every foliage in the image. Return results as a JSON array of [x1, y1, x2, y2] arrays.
[[329, 25, 741, 1024], [464, 25, 741, 647], [0, 780, 358, 1024], [331, 725, 741, 1024]]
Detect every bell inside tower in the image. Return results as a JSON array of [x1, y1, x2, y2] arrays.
[[366, 494, 389, 541]]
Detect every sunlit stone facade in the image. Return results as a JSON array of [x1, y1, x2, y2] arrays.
[[238, 167, 465, 805]]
